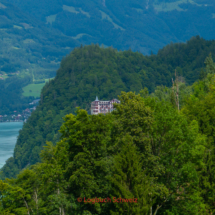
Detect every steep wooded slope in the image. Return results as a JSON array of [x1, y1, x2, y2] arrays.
[[2, 37, 215, 178]]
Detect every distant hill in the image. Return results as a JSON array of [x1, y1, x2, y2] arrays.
[[0, 1, 79, 80], [4, 0, 215, 54], [2, 37, 215, 178]]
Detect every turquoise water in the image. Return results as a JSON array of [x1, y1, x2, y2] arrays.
[[0, 122, 23, 168]]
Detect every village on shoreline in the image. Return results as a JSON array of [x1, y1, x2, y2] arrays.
[[0, 99, 40, 123]]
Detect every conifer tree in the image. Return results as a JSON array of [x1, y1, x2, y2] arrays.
[[108, 134, 152, 215]]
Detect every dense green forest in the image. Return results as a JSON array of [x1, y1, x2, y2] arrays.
[[0, 75, 34, 115], [1, 55, 215, 213], [2, 37, 215, 178]]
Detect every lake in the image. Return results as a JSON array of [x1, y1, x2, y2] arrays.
[[0, 122, 23, 168]]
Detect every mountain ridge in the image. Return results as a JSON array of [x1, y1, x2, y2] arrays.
[[4, 0, 215, 54]]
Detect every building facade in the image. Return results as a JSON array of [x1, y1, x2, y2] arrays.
[[91, 96, 120, 115]]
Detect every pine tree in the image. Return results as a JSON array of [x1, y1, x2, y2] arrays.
[[108, 134, 152, 215]]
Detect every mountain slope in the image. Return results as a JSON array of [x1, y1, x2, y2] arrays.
[[4, 0, 215, 54], [2, 37, 215, 178], [0, 1, 79, 79]]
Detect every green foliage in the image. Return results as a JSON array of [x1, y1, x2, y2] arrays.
[[3, 44, 215, 214], [171, 56, 215, 214], [59, 109, 114, 214], [108, 136, 152, 215], [2, 42, 215, 179], [0, 89, 212, 214]]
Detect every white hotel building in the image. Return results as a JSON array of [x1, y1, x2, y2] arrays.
[[91, 96, 120, 115]]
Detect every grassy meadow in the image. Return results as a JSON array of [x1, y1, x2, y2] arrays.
[[22, 83, 45, 98], [22, 77, 55, 98]]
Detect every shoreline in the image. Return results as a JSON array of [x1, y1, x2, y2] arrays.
[[0, 122, 23, 171]]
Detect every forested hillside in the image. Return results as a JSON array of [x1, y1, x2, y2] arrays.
[[0, 0, 79, 79], [1, 37, 215, 178], [5, 0, 215, 54], [0, 75, 34, 115], [1, 57, 215, 213]]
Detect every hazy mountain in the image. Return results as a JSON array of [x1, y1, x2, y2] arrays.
[[0, 1, 79, 79], [4, 0, 215, 54]]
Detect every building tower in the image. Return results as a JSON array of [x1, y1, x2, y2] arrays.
[[91, 96, 120, 115]]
